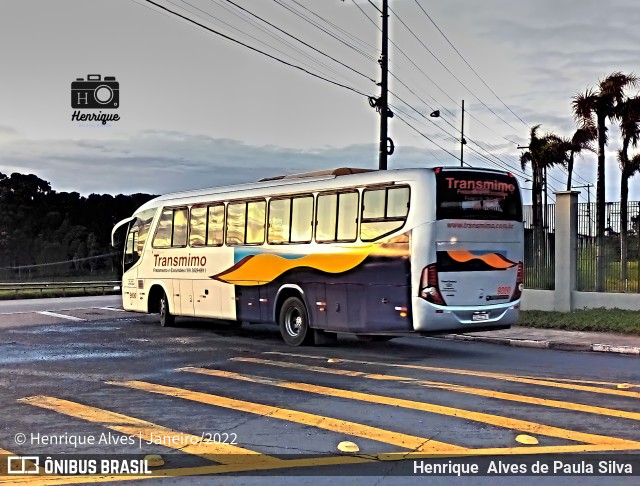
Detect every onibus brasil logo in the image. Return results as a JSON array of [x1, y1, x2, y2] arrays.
[[71, 74, 120, 126]]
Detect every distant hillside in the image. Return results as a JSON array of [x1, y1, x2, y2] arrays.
[[0, 172, 156, 280]]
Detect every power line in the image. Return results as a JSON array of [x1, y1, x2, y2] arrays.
[[387, 4, 522, 134], [412, 0, 530, 129], [272, 0, 377, 62], [138, 0, 371, 97], [394, 112, 461, 162], [222, 0, 376, 84]]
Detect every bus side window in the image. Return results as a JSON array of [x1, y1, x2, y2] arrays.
[[337, 192, 358, 241], [361, 186, 410, 241], [246, 200, 266, 244], [316, 194, 338, 242], [124, 230, 138, 265], [291, 196, 313, 243], [268, 198, 291, 244], [172, 208, 188, 247], [226, 202, 246, 246], [152, 209, 173, 248], [190, 206, 207, 246], [207, 204, 224, 246]]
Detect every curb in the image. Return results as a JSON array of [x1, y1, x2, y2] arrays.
[[441, 334, 640, 356]]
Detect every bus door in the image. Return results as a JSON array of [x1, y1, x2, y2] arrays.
[[179, 280, 194, 316], [122, 227, 139, 310]]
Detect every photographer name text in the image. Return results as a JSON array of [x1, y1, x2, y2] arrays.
[[71, 110, 120, 126]]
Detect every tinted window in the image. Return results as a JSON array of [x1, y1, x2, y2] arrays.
[[361, 186, 409, 241], [246, 200, 266, 244], [436, 170, 522, 221], [172, 208, 188, 246], [268, 198, 291, 244], [291, 196, 313, 243], [337, 192, 358, 241], [316, 194, 338, 242], [190, 206, 207, 246], [152, 209, 173, 247], [207, 204, 224, 246], [226, 202, 246, 245]]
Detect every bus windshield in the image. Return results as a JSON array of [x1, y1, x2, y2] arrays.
[[435, 170, 522, 221]]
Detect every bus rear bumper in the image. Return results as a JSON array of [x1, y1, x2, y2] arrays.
[[412, 297, 520, 333]]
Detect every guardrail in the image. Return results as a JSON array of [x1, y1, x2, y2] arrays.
[[0, 280, 121, 297]]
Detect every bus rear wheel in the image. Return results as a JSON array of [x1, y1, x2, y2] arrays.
[[279, 297, 313, 346], [159, 292, 175, 327]]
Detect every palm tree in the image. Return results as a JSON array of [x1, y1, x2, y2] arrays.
[[520, 125, 566, 244], [572, 72, 638, 291], [616, 96, 640, 283], [565, 126, 596, 190]]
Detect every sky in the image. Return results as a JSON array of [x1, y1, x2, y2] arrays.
[[1, 0, 639, 205]]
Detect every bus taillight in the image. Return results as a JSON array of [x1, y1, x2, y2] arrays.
[[419, 264, 446, 305], [511, 261, 524, 301]]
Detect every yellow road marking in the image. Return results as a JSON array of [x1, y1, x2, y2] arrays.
[[520, 376, 638, 388], [266, 352, 640, 399], [182, 367, 640, 447], [18, 396, 281, 466], [108, 380, 464, 453], [232, 357, 640, 421]]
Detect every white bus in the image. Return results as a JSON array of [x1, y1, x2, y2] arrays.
[[112, 167, 524, 346]]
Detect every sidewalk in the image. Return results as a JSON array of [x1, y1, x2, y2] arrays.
[[442, 326, 640, 356]]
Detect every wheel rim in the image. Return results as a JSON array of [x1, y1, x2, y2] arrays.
[[160, 298, 166, 318], [284, 306, 304, 337]]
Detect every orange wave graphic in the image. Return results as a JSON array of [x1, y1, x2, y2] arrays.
[[212, 252, 370, 286], [447, 250, 516, 269]]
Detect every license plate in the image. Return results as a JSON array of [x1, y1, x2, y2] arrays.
[[472, 312, 489, 321]]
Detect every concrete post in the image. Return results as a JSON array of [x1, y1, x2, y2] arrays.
[[554, 191, 579, 311]]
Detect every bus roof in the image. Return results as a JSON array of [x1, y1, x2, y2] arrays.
[[133, 166, 513, 214]]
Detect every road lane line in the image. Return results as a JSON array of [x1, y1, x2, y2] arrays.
[[231, 357, 640, 421], [108, 380, 465, 453], [36, 312, 85, 322], [265, 352, 640, 399], [17, 396, 280, 466], [96, 307, 126, 312], [181, 367, 640, 447]]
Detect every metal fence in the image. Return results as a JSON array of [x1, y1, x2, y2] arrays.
[[524, 201, 640, 292], [523, 204, 555, 289]]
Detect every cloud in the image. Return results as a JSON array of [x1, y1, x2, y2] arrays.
[[0, 130, 447, 196]]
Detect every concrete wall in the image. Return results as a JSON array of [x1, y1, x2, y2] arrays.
[[522, 191, 640, 311]]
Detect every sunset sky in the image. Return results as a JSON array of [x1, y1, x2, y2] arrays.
[[1, 0, 639, 205]]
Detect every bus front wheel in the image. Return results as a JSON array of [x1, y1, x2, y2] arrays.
[[279, 297, 313, 346], [159, 292, 175, 327]]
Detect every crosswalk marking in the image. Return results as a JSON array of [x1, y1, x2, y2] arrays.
[[231, 357, 640, 421], [266, 352, 640, 399], [18, 396, 281, 466], [181, 367, 640, 447], [108, 380, 465, 453]]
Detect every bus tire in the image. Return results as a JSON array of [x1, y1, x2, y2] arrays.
[[159, 292, 175, 327], [279, 297, 313, 346]]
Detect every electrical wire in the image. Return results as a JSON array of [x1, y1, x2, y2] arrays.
[[138, 0, 371, 97]]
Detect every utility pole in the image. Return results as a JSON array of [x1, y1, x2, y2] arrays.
[[378, 0, 390, 170], [460, 100, 465, 167]]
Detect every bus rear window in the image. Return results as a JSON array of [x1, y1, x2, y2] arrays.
[[435, 170, 522, 221]]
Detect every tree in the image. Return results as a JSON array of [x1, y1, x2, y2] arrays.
[[616, 96, 640, 283], [520, 125, 567, 234], [572, 72, 638, 291], [565, 126, 596, 190]]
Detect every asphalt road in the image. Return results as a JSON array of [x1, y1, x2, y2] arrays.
[[0, 296, 638, 485]]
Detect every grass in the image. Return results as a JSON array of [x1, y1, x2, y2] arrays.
[[519, 308, 640, 335]]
